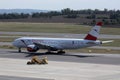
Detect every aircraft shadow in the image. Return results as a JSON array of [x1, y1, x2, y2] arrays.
[[24, 52, 98, 58], [8, 51, 99, 58]]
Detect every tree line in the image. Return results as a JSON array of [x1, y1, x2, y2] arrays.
[[0, 13, 29, 19], [0, 8, 120, 24]]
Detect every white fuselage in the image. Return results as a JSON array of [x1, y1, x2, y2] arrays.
[[13, 37, 101, 50]]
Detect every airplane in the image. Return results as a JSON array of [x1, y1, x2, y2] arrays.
[[12, 22, 113, 54]]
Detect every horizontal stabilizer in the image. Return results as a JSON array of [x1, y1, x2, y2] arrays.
[[102, 40, 114, 44]]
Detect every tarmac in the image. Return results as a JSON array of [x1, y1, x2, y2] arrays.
[[0, 49, 120, 80], [0, 57, 120, 80], [0, 75, 49, 80]]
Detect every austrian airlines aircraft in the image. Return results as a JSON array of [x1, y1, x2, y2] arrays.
[[12, 22, 113, 54]]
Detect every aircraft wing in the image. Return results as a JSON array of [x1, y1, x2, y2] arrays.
[[33, 42, 58, 51]]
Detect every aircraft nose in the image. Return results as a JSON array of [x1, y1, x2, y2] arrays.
[[12, 40, 17, 47]]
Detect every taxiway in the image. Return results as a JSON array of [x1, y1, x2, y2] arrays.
[[0, 49, 120, 80]]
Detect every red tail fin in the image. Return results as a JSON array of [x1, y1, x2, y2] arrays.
[[84, 22, 102, 41]]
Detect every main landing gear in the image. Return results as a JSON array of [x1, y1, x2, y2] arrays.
[[57, 50, 65, 54], [46, 50, 66, 55], [18, 48, 21, 53]]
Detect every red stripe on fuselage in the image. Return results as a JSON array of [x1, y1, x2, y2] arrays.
[[84, 34, 97, 41]]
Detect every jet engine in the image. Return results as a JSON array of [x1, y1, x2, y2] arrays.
[[27, 45, 39, 52]]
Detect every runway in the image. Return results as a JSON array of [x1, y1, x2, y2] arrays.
[[0, 49, 120, 65], [0, 49, 120, 80], [0, 75, 50, 80]]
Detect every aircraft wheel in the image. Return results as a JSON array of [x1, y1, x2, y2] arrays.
[[46, 51, 52, 54], [57, 50, 65, 54], [18, 48, 21, 53]]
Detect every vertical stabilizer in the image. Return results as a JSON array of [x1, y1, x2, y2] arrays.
[[84, 22, 102, 41]]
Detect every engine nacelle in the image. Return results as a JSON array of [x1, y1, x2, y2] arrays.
[[27, 45, 39, 52]]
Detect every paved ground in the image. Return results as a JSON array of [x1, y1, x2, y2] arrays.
[[0, 58, 120, 80], [0, 75, 51, 80], [0, 49, 120, 65], [0, 49, 120, 80]]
